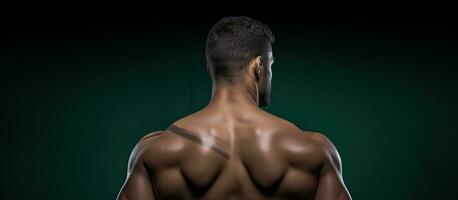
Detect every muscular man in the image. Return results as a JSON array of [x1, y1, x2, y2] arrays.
[[117, 16, 352, 200]]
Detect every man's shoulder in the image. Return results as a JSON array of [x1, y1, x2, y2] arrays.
[[128, 130, 186, 170], [131, 130, 166, 153], [138, 130, 163, 142], [277, 127, 328, 150], [135, 129, 187, 154], [266, 115, 334, 162], [265, 112, 329, 142], [291, 129, 336, 155], [306, 131, 333, 147], [302, 131, 343, 172]]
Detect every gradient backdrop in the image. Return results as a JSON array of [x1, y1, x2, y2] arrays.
[[1, 8, 457, 200]]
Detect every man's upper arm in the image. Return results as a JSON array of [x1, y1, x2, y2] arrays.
[[311, 132, 352, 200], [117, 131, 162, 200]]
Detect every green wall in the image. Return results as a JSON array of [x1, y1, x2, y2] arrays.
[[1, 17, 457, 199]]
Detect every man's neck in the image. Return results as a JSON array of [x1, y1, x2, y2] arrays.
[[207, 82, 259, 113]]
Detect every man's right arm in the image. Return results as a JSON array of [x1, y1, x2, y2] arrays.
[[311, 132, 352, 200]]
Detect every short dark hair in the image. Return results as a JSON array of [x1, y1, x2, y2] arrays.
[[205, 16, 275, 84]]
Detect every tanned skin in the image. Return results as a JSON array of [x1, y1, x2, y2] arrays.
[[117, 50, 352, 199]]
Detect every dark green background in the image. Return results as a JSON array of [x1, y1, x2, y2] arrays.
[[1, 9, 457, 199]]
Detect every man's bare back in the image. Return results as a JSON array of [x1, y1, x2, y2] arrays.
[[117, 106, 351, 199], [117, 16, 351, 200]]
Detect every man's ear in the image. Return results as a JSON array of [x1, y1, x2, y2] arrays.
[[255, 56, 263, 79]]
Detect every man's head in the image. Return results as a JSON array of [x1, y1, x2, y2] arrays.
[[205, 16, 275, 107]]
